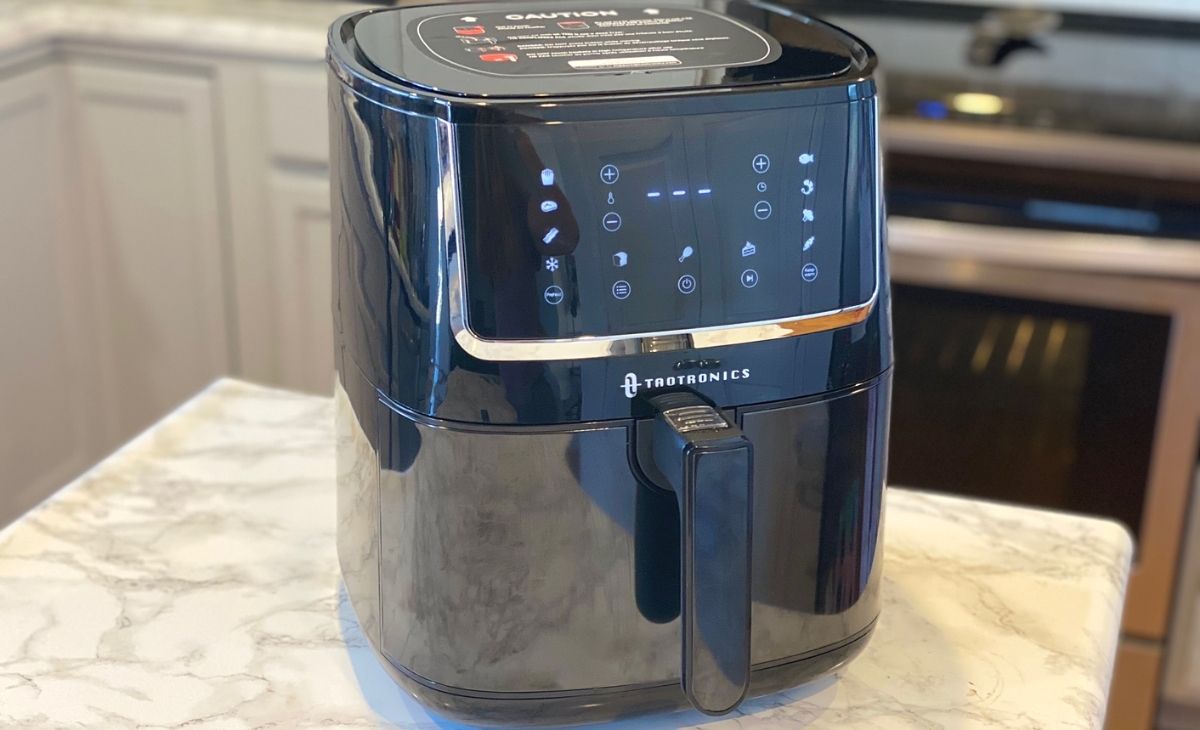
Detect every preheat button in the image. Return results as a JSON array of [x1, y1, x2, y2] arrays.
[[544, 285, 564, 305]]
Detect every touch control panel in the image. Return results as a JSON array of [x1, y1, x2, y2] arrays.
[[456, 103, 876, 341]]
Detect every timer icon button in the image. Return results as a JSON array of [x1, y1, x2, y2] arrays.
[[752, 154, 770, 174], [600, 164, 620, 184], [602, 212, 622, 232], [741, 269, 759, 289], [753, 201, 772, 220]]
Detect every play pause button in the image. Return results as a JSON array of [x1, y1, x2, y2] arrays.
[[740, 269, 759, 288]]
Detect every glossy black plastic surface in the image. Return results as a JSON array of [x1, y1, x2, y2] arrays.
[[642, 392, 753, 714], [330, 2, 889, 720], [335, 369, 890, 716], [349, 0, 871, 99], [458, 103, 872, 340], [372, 623, 874, 726], [326, 69, 886, 425]]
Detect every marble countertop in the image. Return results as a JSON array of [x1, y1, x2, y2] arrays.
[[0, 379, 1132, 729], [0, 0, 367, 63]]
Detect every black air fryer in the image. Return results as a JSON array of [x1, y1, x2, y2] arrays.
[[329, 1, 890, 723]]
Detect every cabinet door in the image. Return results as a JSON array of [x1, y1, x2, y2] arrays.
[[69, 63, 230, 443], [0, 66, 95, 526], [267, 172, 333, 394]]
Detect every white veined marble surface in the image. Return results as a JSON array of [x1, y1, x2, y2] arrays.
[[0, 379, 1132, 729]]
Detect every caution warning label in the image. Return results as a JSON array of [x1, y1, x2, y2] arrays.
[[414, 6, 780, 77]]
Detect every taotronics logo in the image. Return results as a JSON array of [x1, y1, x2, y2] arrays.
[[621, 368, 751, 399], [505, 10, 620, 20]]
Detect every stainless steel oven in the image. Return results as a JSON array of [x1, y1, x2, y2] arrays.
[[795, 1, 1200, 726], [884, 148, 1200, 730], [889, 210, 1200, 633]]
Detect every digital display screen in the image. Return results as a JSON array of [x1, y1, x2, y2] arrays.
[[456, 103, 876, 340]]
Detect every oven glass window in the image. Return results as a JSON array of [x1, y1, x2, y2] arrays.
[[889, 284, 1170, 542]]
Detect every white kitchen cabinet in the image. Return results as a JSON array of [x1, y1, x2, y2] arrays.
[[225, 62, 334, 395], [0, 48, 338, 525], [68, 62, 231, 444], [0, 64, 96, 526], [266, 171, 334, 394]]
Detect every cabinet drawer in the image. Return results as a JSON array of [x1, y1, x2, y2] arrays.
[[261, 65, 328, 166]]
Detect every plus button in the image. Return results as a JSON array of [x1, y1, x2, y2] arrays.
[[600, 164, 619, 184], [752, 154, 770, 174]]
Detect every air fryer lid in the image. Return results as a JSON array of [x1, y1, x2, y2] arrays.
[[352, 0, 868, 98]]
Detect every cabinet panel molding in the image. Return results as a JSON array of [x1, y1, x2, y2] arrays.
[[69, 62, 231, 443], [267, 171, 333, 395], [0, 65, 95, 526]]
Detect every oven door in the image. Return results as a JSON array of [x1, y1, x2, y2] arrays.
[[888, 216, 1200, 642]]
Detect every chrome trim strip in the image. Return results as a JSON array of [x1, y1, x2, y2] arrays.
[[442, 99, 882, 363], [886, 118, 1200, 182]]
